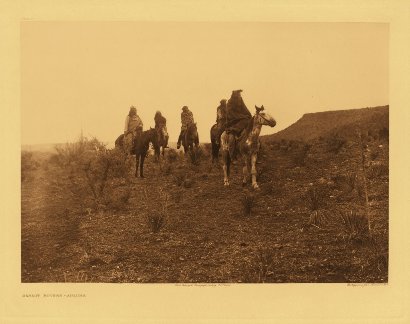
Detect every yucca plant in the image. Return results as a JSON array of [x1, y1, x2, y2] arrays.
[[338, 210, 369, 243], [308, 210, 328, 228]]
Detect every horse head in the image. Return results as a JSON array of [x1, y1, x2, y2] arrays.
[[254, 105, 276, 127]]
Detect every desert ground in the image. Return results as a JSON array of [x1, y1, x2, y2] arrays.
[[21, 106, 388, 283]]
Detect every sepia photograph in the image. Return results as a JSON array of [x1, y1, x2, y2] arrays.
[[20, 21, 389, 284], [2, 0, 410, 323]]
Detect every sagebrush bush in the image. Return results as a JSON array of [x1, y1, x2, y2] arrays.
[[189, 146, 205, 165], [21, 151, 40, 182], [292, 143, 311, 167], [326, 134, 346, 154], [141, 187, 170, 233], [53, 136, 133, 211], [166, 149, 179, 163]]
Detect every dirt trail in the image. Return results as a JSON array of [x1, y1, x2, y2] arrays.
[[21, 167, 69, 282]]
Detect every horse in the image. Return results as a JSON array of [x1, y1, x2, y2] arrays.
[[115, 128, 159, 177], [154, 124, 169, 161], [181, 122, 199, 155], [221, 105, 276, 189], [210, 124, 221, 163]]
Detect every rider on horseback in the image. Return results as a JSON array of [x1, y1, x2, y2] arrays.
[[225, 89, 252, 137], [154, 110, 169, 148], [214, 99, 227, 145], [124, 106, 143, 153], [177, 106, 195, 149]]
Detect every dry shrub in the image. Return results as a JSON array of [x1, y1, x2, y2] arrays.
[[183, 178, 194, 188], [333, 171, 357, 194], [146, 212, 167, 233], [292, 143, 311, 167], [326, 134, 346, 154], [173, 170, 186, 186], [21, 151, 40, 182], [242, 191, 256, 217], [243, 247, 275, 283], [189, 146, 205, 165], [166, 149, 179, 163], [143, 187, 170, 233], [161, 162, 173, 176], [52, 136, 132, 211]]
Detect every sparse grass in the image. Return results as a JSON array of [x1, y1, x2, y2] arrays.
[[243, 247, 275, 283], [367, 163, 389, 179]]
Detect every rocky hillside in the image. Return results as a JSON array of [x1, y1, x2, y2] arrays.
[[264, 105, 388, 142]]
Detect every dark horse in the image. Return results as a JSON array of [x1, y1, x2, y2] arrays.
[[181, 122, 199, 154], [115, 128, 159, 177], [210, 124, 221, 163], [154, 124, 169, 161]]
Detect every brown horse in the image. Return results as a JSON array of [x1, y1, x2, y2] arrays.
[[181, 122, 199, 155], [210, 124, 221, 163], [115, 128, 159, 177], [221, 105, 276, 189], [154, 124, 169, 161]]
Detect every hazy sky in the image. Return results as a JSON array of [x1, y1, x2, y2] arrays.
[[21, 22, 388, 145]]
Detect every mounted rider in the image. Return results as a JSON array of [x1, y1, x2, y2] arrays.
[[214, 99, 227, 145], [225, 89, 252, 137], [124, 106, 143, 153], [154, 110, 169, 148], [177, 106, 195, 149]]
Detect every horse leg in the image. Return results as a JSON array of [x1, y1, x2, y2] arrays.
[[135, 154, 140, 177], [140, 154, 146, 178], [242, 155, 250, 186], [222, 153, 230, 186], [251, 153, 259, 190]]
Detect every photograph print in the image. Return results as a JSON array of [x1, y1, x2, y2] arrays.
[[21, 22, 389, 283]]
